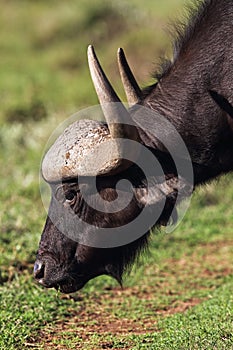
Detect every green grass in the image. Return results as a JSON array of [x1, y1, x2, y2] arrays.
[[0, 0, 232, 349]]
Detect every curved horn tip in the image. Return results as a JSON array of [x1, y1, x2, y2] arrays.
[[117, 47, 126, 62], [117, 46, 142, 106], [88, 44, 94, 51], [87, 44, 96, 59]]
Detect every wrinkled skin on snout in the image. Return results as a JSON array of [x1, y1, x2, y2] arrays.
[[35, 163, 179, 293]]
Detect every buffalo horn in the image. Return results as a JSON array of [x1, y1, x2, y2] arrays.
[[87, 45, 139, 142], [117, 48, 142, 106]]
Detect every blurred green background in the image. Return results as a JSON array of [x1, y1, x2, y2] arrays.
[[0, 0, 188, 123], [0, 1, 232, 349]]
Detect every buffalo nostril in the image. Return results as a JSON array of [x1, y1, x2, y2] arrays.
[[34, 261, 45, 280]]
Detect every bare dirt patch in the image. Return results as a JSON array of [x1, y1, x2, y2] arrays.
[[36, 239, 232, 349]]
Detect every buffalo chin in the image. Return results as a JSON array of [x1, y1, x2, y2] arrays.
[[50, 269, 122, 294], [38, 277, 88, 294], [58, 280, 87, 294]]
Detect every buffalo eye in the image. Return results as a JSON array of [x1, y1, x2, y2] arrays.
[[64, 190, 76, 205], [55, 187, 77, 206]]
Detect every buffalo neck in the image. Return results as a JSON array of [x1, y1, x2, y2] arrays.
[[142, 0, 233, 185]]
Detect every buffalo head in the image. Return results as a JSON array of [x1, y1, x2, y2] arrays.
[[34, 46, 191, 293]]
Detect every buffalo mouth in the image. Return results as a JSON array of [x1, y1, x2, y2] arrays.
[[34, 260, 88, 293]]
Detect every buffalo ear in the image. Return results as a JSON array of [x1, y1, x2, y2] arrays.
[[209, 90, 233, 119], [134, 187, 164, 207], [134, 180, 177, 207], [134, 186, 178, 226]]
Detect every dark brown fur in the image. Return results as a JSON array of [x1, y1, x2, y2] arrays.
[[35, 0, 233, 293]]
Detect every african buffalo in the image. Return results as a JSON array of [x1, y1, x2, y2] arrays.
[[34, 0, 233, 293]]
